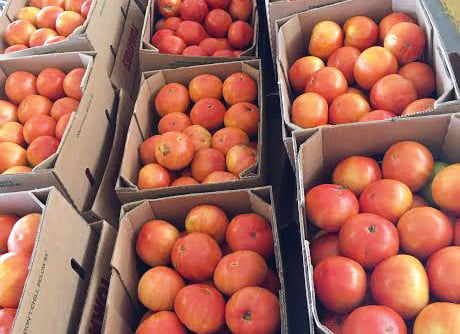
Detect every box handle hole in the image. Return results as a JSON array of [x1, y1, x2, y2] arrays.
[[71, 259, 86, 279], [85, 168, 95, 186]]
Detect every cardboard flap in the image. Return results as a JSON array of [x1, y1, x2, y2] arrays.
[[442, 114, 460, 163]]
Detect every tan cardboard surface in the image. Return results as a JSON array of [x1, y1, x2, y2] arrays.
[[295, 113, 460, 333], [276, 0, 458, 165], [105, 186, 288, 333], [138, 0, 258, 71], [116, 60, 266, 204]]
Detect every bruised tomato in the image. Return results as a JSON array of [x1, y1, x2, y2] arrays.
[[398, 62, 435, 98], [305, 67, 348, 104], [343, 16, 378, 51], [339, 213, 399, 269], [427, 246, 460, 303], [371, 74, 417, 115], [310, 232, 340, 267], [359, 179, 413, 223], [354, 46, 398, 90], [358, 110, 396, 122], [155, 131, 194, 170], [332, 156, 382, 196], [329, 93, 370, 125], [413, 302, 460, 334], [432, 164, 460, 215], [308, 21, 343, 60], [314, 256, 366, 314], [305, 184, 359, 232], [384, 22, 426, 65], [382, 141, 434, 191], [379, 12, 415, 42], [288, 56, 325, 93], [370, 254, 429, 319], [327, 46, 360, 85], [342, 305, 407, 334], [291, 92, 328, 129]]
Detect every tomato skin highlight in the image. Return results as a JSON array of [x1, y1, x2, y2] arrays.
[[342, 305, 407, 334]]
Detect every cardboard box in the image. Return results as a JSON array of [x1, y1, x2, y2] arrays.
[[276, 0, 459, 166], [0, 52, 117, 213], [138, 0, 259, 71], [0, 187, 99, 333], [295, 113, 460, 333], [116, 60, 266, 204], [0, 0, 131, 73], [104, 186, 288, 333]]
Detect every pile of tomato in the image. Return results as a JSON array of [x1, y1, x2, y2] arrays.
[[305, 141, 460, 333]]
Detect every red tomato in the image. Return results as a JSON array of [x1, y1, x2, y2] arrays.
[[327, 46, 361, 84], [136, 311, 187, 334], [382, 141, 434, 191], [305, 184, 359, 232], [305, 67, 348, 104], [322, 312, 347, 334], [384, 22, 426, 65], [398, 62, 435, 98], [291, 92, 328, 128], [370, 74, 417, 115], [354, 46, 398, 90], [410, 195, 429, 209], [155, 131, 194, 171], [288, 56, 324, 93], [402, 98, 435, 116], [432, 164, 460, 216], [329, 93, 370, 125], [0, 215, 17, 253], [342, 305, 407, 334], [370, 254, 429, 319], [398, 207, 453, 259], [379, 12, 415, 42], [358, 110, 396, 122], [310, 232, 340, 267], [333, 156, 382, 196], [455, 219, 460, 245], [339, 213, 399, 269], [343, 16, 378, 50], [359, 179, 413, 223], [308, 21, 343, 60], [413, 302, 460, 334], [0, 308, 16, 334], [427, 246, 460, 303], [314, 256, 366, 314]]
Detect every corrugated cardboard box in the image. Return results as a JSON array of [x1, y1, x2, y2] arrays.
[[138, 0, 259, 71], [116, 60, 266, 204], [103, 186, 288, 333], [295, 113, 460, 333], [0, 187, 99, 333], [276, 0, 459, 166], [0, 0, 131, 73], [0, 52, 117, 213]]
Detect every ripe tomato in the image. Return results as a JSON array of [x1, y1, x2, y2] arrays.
[[370, 74, 417, 115], [402, 98, 435, 116], [313, 256, 366, 314], [379, 12, 415, 42], [342, 305, 407, 334], [291, 92, 328, 128], [354, 46, 398, 90], [370, 254, 429, 319], [343, 16, 378, 51], [382, 141, 434, 192], [155, 131, 194, 171], [398, 62, 435, 98], [332, 156, 382, 196], [398, 207, 453, 260], [359, 179, 413, 223], [432, 164, 460, 215], [136, 311, 186, 334], [308, 21, 343, 60], [154, 83, 190, 116], [384, 22, 426, 65], [288, 56, 324, 93], [327, 46, 360, 85], [305, 67, 348, 104], [413, 303, 460, 334], [305, 184, 359, 232], [358, 110, 396, 122], [329, 93, 370, 125], [339, 213, 399, 269], [310, 232, 340, 267], [420, 161, 449, 206], [427, 246, 460, 303], [455, 219, 460, 245]]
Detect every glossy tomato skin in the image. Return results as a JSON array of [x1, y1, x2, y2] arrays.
[[305, 67, 348, 104], [359, 179, 413, 223], [291, 92, 328, 128], [432, 164, 460, 215], [314, 256, 367, 314], [310, 232, 340, 267], [370, 74, 417, 115], [343, 16, 378, 51], [370, 254, 429, 319], [354, 46, 398, 90], [427, 246, 460, 303], [308, 21, 343, 60], [339, 213, 399, 269], [136, 311, 187, 334], [333, 156, 382, 196], [382, 141, 434, 192], [402, 98, 435, 116], [342, 305, 407, 334], [413, 302, 460, 334], [329, 93, 370, 125], [327, 46, 361, 84], [398, 207, 453, 260], [379, 12, 415, 42], [358, 110, 396, 122], [384, 22, 426, 65], [155, 131, 194, 170], [288, 56, 324, 93], [306, 184, 359, 232], [398, 62, 435, 99]]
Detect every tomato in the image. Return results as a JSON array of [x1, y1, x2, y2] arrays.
[[313, 256, 366, 314], [410, 195, 429, 209], [339, 213, 399, 269], [347, 87, 368, 100], [382, 141, 434, 192], [288, 56, 324, 93], [358, 110, 396, 122], [322, 312, 347, 334], [136, 311, 187, 334], [342, 305, 407, 334], [413, 303, 460, 334], [370, 74, 417, 115], [305, 67, 348, 104], [308, 21, 343, 60], [185, 204, 228, 244], [359, 179, 413, 223], [305, 184, 359, 232], [420, 161, 448, 203], [379, 12, 415, 42], [370, 254, 429, 319], [455, 219, 460, 245], [384, 22, 426, 65], [343, 16, 378, 51], [0, 215, 17, 253], [398, 62, 435, 98], [310, 232, 340, 267], [402, 98, 435, 116], [354, 46, 398, 90], [154, 83, 190, 116], [327, 46, 361, 84], [155, 131, 195, 171], [333, 156, 382, 196], [291, 92, 328, 128], [398, 207, 453, 259], [432, 164, 460, 216], [329, 93, 370, 125], [0, 308, 16, 334], [427, 246, 460, 303]]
